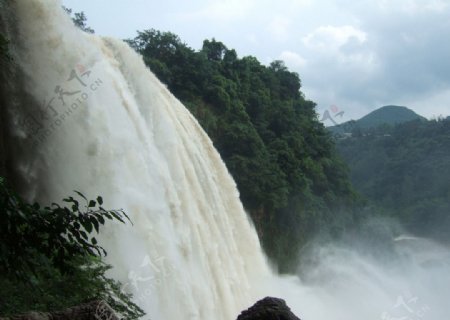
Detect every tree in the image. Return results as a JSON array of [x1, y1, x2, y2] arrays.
[[62, 6, 95, 34], [0, 176, 129, 276], [202, 39, 227, 61], [0, 177, 144, 318]]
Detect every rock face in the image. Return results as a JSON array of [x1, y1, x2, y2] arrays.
[[0, 300, 118, 320], [237, 297, 301, 320], [1, 296, 301, 320]]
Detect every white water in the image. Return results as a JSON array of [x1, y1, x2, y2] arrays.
[[2, 1, 450, 319]]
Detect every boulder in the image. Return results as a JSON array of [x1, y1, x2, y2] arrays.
[[237, 297, 301, 320]]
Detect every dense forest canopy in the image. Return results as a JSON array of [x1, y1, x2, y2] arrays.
[[336, 117, 450, 242], [126, 30, 361, 270]]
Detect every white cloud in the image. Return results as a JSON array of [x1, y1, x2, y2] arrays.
[[375, 0, 449, 15], [267, 15, 291, 42], [406, 88, 450, 119], [178, 0, 256, 22], [289, 0, 312, 8], [279, 50, 307, 69], [302, 25, 367, 52], [300, 24, 377, 76], [401, 0, 449, 14], [61, 0, 450, 120], [425, 0, 449, 12], [246, 33, 259, 45]]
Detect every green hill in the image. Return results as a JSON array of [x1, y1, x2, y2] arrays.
[[336, 118, 450, 242], [358, 105, 426, 128], [329, 105, 426, 134]]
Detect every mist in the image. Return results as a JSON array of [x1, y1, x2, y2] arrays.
[[257, 217, 450, 319]]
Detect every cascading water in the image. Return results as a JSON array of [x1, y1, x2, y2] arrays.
[[2, 1, 450, 320], [1, 1, 271, 319]]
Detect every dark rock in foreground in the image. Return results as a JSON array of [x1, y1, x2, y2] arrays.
[[237, 297, 301, 320], [1, 296, 301, 320], [0, 300, 118, 320]]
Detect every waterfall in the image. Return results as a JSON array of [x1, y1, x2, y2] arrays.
[[2, 1, 450, 320], [1, 1, 270, 319]]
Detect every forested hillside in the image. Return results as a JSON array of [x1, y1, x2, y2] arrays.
[[356, 105, 426, 128], [337, 118, 450, 242], [126, 30, 361, 270], [328, 105, 426, 136]]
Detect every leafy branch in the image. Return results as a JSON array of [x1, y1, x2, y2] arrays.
[[0, 177, 129, 277]]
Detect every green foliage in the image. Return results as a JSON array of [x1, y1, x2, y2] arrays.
[[62, 6, 95, 34], [0, 256, 144, 319], [356, 105, 426, 128], [128, 29, 360, 271], [0, 176, 129, 277], [0, 177, 144, 318], [336, 118, 450, 243], [202, 39, 227, 61]]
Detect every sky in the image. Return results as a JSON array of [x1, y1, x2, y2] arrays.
[[61, 0, 450, 124]]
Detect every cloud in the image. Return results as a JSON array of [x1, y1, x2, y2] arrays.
[[279, 50, 307, 69], [386, 0, 449, 14], [406, 88, 450, 119], [61, 0, 450, 120], [267, 15, 291, 42], [289, 0, 312, 7], [302, 25, 367, 52], [294, 0, 450, 120], [246, 33, 259, 45], [178, 0, 256, 22]]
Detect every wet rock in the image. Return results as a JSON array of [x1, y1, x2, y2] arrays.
[[237, 296, 301, 320]]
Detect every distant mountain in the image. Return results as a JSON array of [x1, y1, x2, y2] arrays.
[[329, 105, 426, 134], [357, 105, 426, 128]]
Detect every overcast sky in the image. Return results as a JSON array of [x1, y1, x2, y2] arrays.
[[61, 0, 450, 123]]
